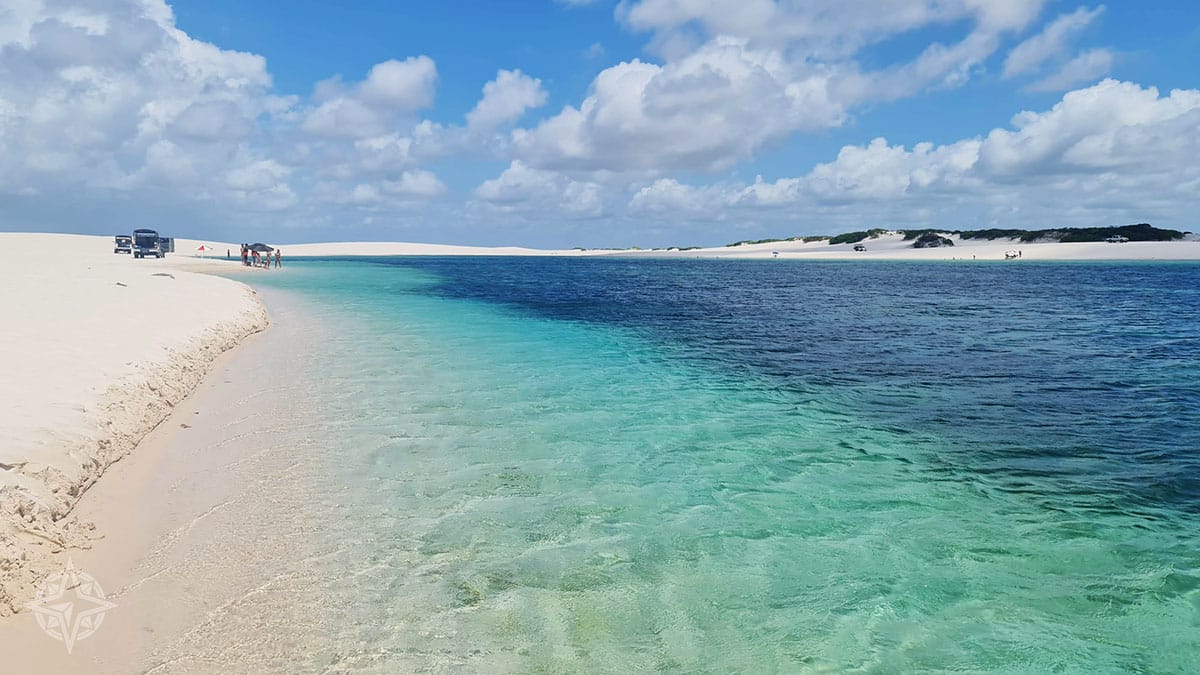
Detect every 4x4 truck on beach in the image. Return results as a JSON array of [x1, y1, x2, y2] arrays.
[[132, 229, 164, 258]]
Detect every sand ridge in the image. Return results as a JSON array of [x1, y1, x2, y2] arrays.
[[0, 233, 268, 616]]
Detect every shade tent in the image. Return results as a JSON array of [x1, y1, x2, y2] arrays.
[[249, 243, 274, 253]]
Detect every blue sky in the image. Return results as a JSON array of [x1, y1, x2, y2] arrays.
[[1, 1, 1198, 247]]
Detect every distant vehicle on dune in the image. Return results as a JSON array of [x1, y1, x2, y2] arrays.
[[132, 229, 164, 258]]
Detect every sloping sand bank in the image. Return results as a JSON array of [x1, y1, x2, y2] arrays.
[[0, 234, 268, 615]]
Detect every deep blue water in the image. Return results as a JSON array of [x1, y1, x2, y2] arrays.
[[376, 258, 1200, 513]]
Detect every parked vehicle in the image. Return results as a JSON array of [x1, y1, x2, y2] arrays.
[[114, 235, 132, 254], [853, 243, 866, 252], [132, 229, 164, 258], [1105, 235, 1129, 243]]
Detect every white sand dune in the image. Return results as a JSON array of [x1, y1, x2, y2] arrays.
[[232, 233, 1199, 260], [165, 239, 562, 258], [0, 233, 267, 615]]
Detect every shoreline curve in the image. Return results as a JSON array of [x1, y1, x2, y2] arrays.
[[0, 233, 269, 616]]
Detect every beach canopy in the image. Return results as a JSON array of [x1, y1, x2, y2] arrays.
[[196, 245, 210, 251], [249, 243, 274, 253]]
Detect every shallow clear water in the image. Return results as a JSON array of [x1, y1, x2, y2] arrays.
[[244, 258, 1200, 672]]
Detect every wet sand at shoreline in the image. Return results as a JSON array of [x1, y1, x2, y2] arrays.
[[0, 287, 338, 672]]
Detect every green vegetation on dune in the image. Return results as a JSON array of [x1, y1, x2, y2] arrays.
[[901, 228, 968, 241], [954, 228, 1028, 241], [1057, 223, 1186, 242], [912, 231, 954, 248], [828, 228, 889, 245], [958, 223, 1186, 243], [725, 236, 805, 247], [901, 229, 932, 240], [904, 223, 1186, 245], [827, 231, 870, 245]]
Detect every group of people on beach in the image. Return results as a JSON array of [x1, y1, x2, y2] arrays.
[[239, 243, 281, 269]]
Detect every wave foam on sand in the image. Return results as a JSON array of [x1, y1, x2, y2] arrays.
[[0, 234, 268, 615]]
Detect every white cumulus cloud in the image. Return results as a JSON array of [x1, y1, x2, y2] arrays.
[[626, 79, 1200, 236], [474, 161, 605, 217], [513, 38, 841, 172], [359, 57, 437, 108], [466, 69, 547, 133], [979, 79, 1200, 175], [302, 56, 437, 139], [0, 0, 284, 208], [512, 0, 1055, 176], [1, 0, 1184, 248]]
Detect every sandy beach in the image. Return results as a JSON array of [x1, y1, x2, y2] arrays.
[[0, 233, 267, 621], [0, 279, 337, 672]]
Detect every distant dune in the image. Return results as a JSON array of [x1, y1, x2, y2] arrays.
[[617, 231, 1200, 261], [164, 230, 1200, 262]]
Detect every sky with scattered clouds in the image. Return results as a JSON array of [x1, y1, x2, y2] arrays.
[[1, 0, 1197, 247]]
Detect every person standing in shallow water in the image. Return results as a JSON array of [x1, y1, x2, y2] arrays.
[[274, 249, 281, 268]]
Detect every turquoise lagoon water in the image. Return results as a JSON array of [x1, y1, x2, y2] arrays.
[[242, 259, 1200, 672]]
